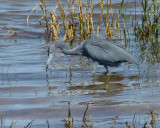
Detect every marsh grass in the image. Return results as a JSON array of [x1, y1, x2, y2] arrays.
[[132, 0, 160, 64], [64, 102, 93, 128], [0, 107, 159, 128], [135, 0, 160, 41], [118, 0, 131, 45], [124, 109, 159, 128], [99, 0, 121, 39], [36, 0, 124, 42], [137, 0, 160, 64]]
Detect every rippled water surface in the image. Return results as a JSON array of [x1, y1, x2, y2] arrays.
[[0, 0, 160, 127]]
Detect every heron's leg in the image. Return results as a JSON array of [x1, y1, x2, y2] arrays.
[[92, 62, 98, 74], [104, 65, 109, 73]]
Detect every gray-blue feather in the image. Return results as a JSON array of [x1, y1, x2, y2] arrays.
[[81, 38, 138, 67]]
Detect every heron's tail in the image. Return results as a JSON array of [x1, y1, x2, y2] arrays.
[[125, 53, 139, 65]]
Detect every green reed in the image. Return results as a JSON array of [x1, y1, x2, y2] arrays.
[[134, 0, 160, 64], [135, 0, 159, 41]]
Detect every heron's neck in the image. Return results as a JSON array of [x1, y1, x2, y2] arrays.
[[56, 42, 82, 55]]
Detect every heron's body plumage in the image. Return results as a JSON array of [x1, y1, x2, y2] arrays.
[[81, 38, 138, 67], [46, 38, 138, 72]]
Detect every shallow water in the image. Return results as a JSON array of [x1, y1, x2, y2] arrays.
[[0, 0, 160, 127]]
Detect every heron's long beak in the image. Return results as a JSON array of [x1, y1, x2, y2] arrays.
[[46, 48, 53, 71]]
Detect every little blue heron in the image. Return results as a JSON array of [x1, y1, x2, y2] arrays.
[[46, 38, 138, 72]]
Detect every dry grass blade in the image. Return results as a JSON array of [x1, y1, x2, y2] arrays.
[[57, 0, 66, 31], [82, 103, 92, 128], [0, 27, 24, 39], [77, 0, 83, 19], [27, 3, 41, 28], [64, 101, 74, 128], [50, 6, 60, 40], [24, 120, 34, 128], [40, 0, 49, 31], [114, 20, 120, 38]]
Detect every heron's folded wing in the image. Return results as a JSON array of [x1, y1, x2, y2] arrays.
[[83, 42, 138, 64]]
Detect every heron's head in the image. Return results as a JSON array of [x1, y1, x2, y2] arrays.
[[46, 43, 56, 71]]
